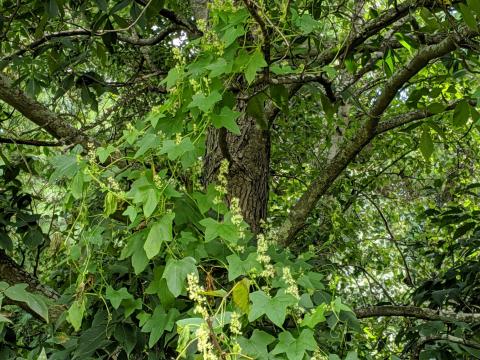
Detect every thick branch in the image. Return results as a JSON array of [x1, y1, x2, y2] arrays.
[[355, 305, 480, 323], [278, 32, 473, 246], [369, 34, 459, 119], [0, 72, 93, 147]]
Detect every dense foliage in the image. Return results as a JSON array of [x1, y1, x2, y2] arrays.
[[0, 0, 480, 359]]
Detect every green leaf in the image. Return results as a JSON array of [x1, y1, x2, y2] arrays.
[[38, 348, 47, 360], [206, 58, 232, 77], [301, 303, 327, 328], [221, 26, 245, 47], [211, 107, 241, 135], [114, 324, 137, 356], [227, 253, 261, 281], [271, 329, 317, 360], [4, 284, 49, 322], [70, 170, 84, 199], [162, 66, 183, 89], [244, 49, 267, 84], [295, 13, 319, 34], [468, 0, 480, 16], [120, 231, 150, 274], [73, 311, 109, 359], [46, 0, 59, 17], [459, 3, 478, 31], [420, 128, 434, 160], [345, 351, 359, 360], [200, 217, 240, 244], [134, 133, 161, 158], [246, 93, 267, 129], [160, 138, 195, 160], [237, 330, 275, 359], [122, 205, 138, 223], [96, 144, 116, 163], [141, 307, 179, 348], [143, 188, 159, 218], [233, 278, 250, 314], [144, 213, 175, 259], [188, 91, 222, 112], [68, 299, 86, 331], [0, 314, 11, 323], [270, 84, 289, 113], [104, 192, 118, 217], [452, 100, 470, 127], [0, 232, 13, 251], [249, 290, 297, 327], [106, 287, 133, 309], [132, 246, 149, 275], [332, 297, 353, 314], [394, 32, 417, 53], [427, 102, 446, 114], [162, 257, 197, 297]]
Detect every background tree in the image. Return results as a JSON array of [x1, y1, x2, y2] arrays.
[[0, 0, 479, 359]]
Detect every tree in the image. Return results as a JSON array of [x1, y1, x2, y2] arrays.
[[0, 0, 479, 358]]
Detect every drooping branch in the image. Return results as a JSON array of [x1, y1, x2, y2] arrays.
[[411, 335, 480, 359], [278, 31, 476, 246], [355, 305, 480, 323], [0, 72, 94, 147]]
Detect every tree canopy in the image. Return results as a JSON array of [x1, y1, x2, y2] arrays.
[[0, 0, 480, 359]]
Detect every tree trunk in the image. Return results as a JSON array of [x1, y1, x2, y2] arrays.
[[203, 111, 270, 233]]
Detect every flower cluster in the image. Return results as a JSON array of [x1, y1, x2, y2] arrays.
[[195, 323, 218, 360], [214, 159, 229, 204], [230, 197, 246, 240], [186, 273, 209, 319], [230, 198, 243, 226], [153, 174, 164, 189], [256, 234, 275, 278], [197, 19, 224, 56], [86, 142, 96, 163], [172, 47, 185, 65], [175, 133, 182, 145], [107, 176, 120, 191], [229, 311, 242, 336], [282, 267, 300, 300]]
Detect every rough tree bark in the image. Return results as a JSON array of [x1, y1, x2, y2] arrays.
[[203, 108, 270, 233], [197, 0, 271, 233]]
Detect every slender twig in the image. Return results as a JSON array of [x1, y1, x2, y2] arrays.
[[360, 192, 414, 287]]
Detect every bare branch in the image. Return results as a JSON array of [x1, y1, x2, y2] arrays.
[[355, 305, 480, 323], [0, 72, 94, 147]]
